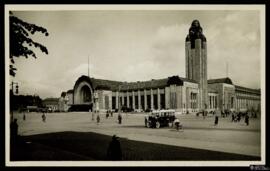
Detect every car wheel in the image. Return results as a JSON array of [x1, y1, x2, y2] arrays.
[[156, 122, 160, 128]]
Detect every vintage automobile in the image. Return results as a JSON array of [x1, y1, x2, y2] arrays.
[[145, 109, 176, 128]]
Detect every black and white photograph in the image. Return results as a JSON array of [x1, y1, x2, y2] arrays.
[[5, 5, 266, 167]]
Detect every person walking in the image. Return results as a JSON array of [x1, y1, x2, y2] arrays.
[[23, 112, 26, 121], [174, 118, 181, 131], [231, 112, 235, 122], [245, 113, 250, 126], [106, 111, 109, 119], [42, 112, 46, 122], [214, 108, 221, 126], [118, 113, 122, 124], [144, 115, 148, 127], [107, 135, 122, 160], [237, 113, 241, 122], [97, 114, 100, 124]]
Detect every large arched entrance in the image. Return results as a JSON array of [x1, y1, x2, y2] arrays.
[[80, 85, 92, 104], [72, 76, 94, 111]]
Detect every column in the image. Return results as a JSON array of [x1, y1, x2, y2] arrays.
[[213, 96, 215, 108], [150, 89, 154, 110], [138, 90, 141, 110], [236, 98, 238, 109], [121, 93, 124, 107], [132, 91, 135, 110], [115, 91, 119, 109], [157, 88, 161, 110], [127, 92, 130, 108], [102, 93, 105, 110], [144, 89, 147, 110], [211, 96, 214, 109], [109, 93, 112, 110], [165, 87, 170, 109], [212, 96, 214, 109]]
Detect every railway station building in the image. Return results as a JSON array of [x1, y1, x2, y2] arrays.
[[64, 20, 261, 113]]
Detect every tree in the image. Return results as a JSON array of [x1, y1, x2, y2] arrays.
[[9, 12, 49, 76]]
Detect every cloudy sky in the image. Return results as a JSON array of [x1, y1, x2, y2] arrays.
[[9, 8, 262, 99]]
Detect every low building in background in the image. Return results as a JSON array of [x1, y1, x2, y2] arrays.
[[42, 98, 59, 112]]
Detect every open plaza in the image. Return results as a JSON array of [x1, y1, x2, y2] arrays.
[[12, 111, 261, 160]]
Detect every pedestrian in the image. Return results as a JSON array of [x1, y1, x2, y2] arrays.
[[231, 112, 235, 122], [23, 112, 26, 121], [42, 112, 46, 122], [203, 110, 206, 119], [151, 115, 157, 128], [214, 116, 219, 125], [111, 111, 113, 117], [107, 135, 122, 160], [10, 118, 18, 143], [118, 113, 122, 124], [214, 108, 221, 125], [97, 114, 100, 124], [106, 111, 109, 119], [245, 114, 249, 126], [174, 118, 181, 131], [237, 113, 241, 122]]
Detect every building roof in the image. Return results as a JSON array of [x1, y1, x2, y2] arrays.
[[75, 75, 197, 92], [67, 89, 73, 94], [235, 85, 260, 95], [207, 77, 233, 85]]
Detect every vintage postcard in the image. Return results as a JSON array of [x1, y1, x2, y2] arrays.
[[5, 5, 266, 167]]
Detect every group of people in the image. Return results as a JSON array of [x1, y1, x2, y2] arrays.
[[90, 110, 123, 125], [231, 112, 250, 126], [106, 110, 114, 119], [213, 108, 252, 126]]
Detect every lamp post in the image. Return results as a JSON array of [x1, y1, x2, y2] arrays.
[[10, 81, 19, 122]]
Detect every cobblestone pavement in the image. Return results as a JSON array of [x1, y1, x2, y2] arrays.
[[12, 111, 261, 157]]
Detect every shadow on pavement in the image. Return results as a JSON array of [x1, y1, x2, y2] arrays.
[[10, 131, 261, 161]]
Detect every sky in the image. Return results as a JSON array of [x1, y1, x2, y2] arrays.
[[9, 9, 262, 99]]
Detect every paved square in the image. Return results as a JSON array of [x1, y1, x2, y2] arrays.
[[13, 112, 261, 157]]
